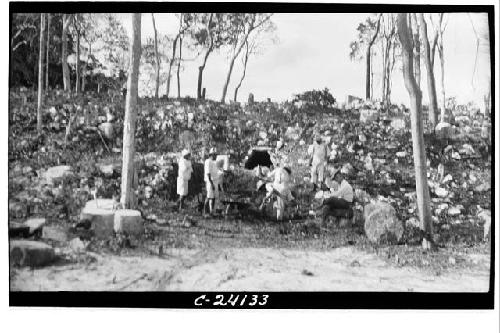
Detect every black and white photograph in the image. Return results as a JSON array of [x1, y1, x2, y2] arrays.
[[5, 0, 497, 316]]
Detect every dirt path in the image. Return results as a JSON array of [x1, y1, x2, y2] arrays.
[[10, 247, 490, 292]]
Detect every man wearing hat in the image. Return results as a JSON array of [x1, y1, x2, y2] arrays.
[[203, 147, 218, 216], [177, 149, 193, 210], [308, 134, 329, 191], [323, 166, 354, 210]]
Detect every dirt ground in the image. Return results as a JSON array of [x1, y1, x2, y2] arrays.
[[10, 245, 490, 292]]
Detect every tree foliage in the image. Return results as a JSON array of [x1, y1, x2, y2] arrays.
[[292, 88, 337, 109]]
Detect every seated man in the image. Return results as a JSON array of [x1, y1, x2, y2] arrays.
[[320, 167, 354, 220]]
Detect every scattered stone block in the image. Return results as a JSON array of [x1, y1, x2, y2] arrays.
[[10, 240, 56, 267], [42, 225, 70, 242], [80, 201, 116, 239], [9, 222, 30, 238], [364, 202, 403, 244], [44, 166, 73, 184], [435, 122, 455, 139], [24, 217, 46, 234], [474, 182, 491, 193], [114, 209, 144, 235], [98, 122, 114, 140], [359, 109, 378, 123], [390, 117, 406, 130]]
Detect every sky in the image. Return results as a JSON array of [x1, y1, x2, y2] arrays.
[[116, 12, 491, 106]]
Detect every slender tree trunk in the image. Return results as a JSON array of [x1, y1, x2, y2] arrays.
[[233, 43, 250, 102], [82, 43, 91, 92], [410, 13, 421, 87], [418, 13, 439, 127], [370, 57, 374, 98], [121, 13, 142, 209], [197, 14, 214, 99], [62, 14, 71, 92], [430, 14, 442, 69], [366, 15, 381, 100], [438, 39, 446, 122], [151, 13, 160, 99], [75, 29, 81, 94], [165, 35, 178, 99], [88, 43, 93, 92], [397, 13, 433, 248], [37, 13, 47, 134], [177, 34, 182, 99], [365, 48, 372, 100], [221, 56, 237, 103], [197, 48, 213, 99], [221, 15, 270, 102], [45, 14, 50, 90], [381, 40, 386, 103], [221, 38, 251, 103], [387, 42, 396, 105], [383, 40, 392, 104]]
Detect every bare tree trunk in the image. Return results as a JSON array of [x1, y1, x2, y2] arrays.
[[418, 13, 439, 127], [438, 37, 446, 122], [45, 14, 50, 90], [221, 15, 271, 103], [430, 14, 442, 69], [221, 56, 237, 103], [370, 57, 374, 98], [37, 13, 46, 134], [233, 42, 250, 102], [397, 13, 433, 249], [197, 48, 213, 99], [151, 13, 160, 99], [387, 42, 396, 105], [221, 37, 250, 103], [410, 13, 421, 87], [197, 14, 214, 99], [165, 35, 178, 99], [62, 14, 71, 92], [366, 48, 371, 100], [177, 34, 182, 99], [366, 15, 381, 100], [383, 39, 392, 104], [75, 29, 81, 94], [82, 42, 91, 92], [381, 39, 386, 103], [121, 13, 142, 209]]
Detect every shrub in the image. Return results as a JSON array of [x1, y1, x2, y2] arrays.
[[292, 88, 336, 109]]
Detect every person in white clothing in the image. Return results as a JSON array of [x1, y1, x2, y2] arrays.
[[258, 163, 295, 221], [177, 149, 193, 210], [203, 147, 218, 215], [323, 167, 354, 210], [308, 134, 329, 191]]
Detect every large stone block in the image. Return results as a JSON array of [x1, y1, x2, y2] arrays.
[[42, 225, 70, 242], [364, 202, 403, 244], [435, 122, 456, 139], [24, 218, 46, 234], [114, 209, 144, 235], [44, 165, 73, 184], [359, 109, 379, 123], [10, 240, 56, 267], [80, 199, 116, 238], [98, 122, 114, 140]]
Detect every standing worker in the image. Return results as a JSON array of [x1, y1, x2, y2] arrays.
[[203, 147, 218, 216], [308, 134, 329, 191], [258, 162, 295, 221], [177, 149, 193, 210]]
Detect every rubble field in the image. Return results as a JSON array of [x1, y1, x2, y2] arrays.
[[8, 88, 492, 291]]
